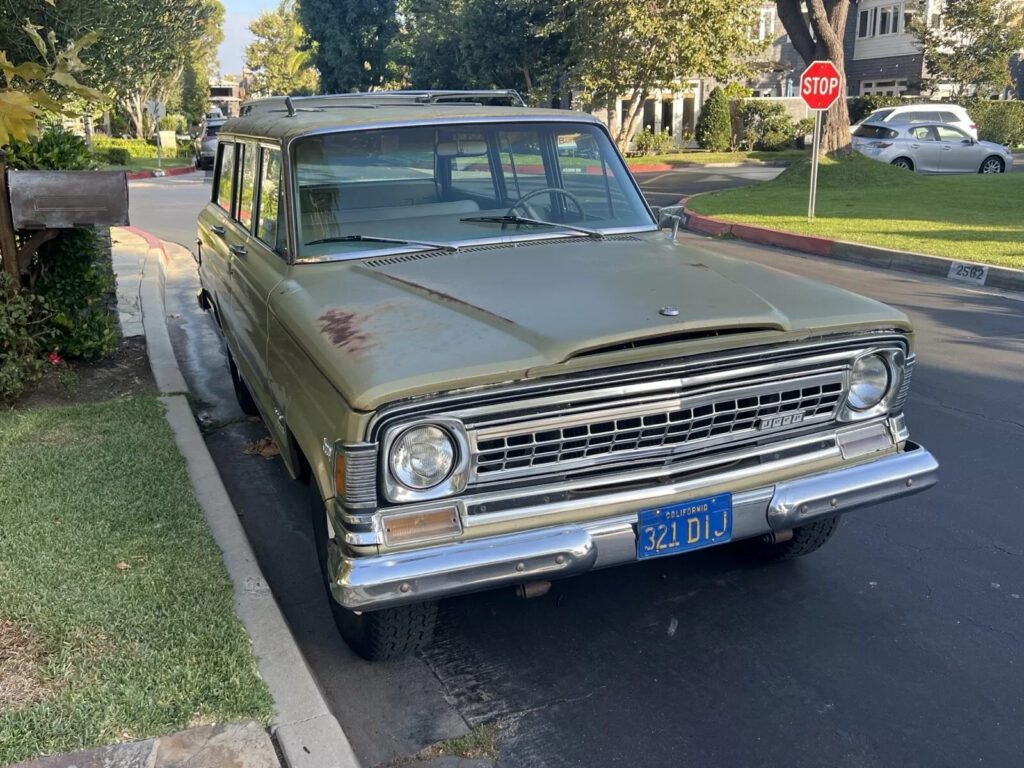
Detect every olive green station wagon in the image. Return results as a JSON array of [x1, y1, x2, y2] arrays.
[[196, 90, 938, 660]]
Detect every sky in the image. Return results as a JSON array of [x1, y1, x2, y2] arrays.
[[218, 0, 271, 76]]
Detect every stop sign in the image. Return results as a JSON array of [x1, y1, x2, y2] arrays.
[[800, 61, 842, 110]]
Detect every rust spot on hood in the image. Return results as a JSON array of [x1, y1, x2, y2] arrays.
[[318, 308, 372, 353], [375, 272, 517, 326]]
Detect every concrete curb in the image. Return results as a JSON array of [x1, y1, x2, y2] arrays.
[[682, 205, 1024, 294], [125, 164, 195, 180], [122, 226, 361, 768]]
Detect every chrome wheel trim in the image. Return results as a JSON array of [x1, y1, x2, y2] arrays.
[[981, 158, 1003, 174]]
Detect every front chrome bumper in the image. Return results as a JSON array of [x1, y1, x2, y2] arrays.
[[329, 442, 937, 611]]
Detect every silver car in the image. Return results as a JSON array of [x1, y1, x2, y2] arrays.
[[852, 121, 1013, 174], [197, 119, 226, 170]]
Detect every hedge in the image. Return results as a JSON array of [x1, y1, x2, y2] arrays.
[[970, 101, 1024, 148], [92, 135, 194, 159]]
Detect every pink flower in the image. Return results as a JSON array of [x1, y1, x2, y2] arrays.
[[48, 353, 61, 366]]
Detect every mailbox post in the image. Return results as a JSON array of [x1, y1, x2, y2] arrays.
[[0, 150, 21, 278]]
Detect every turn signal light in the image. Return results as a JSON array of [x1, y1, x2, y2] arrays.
[[334, 453, 345, 497], [382, 506, 461, 546]]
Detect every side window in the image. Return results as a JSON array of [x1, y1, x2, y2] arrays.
[[237, 142, 259, 231], [937, 111, 959, 124], [215, 143, 235, 212], [936, 125, 968, 142], [257, 147, 286, 253], [909, 126, 935, 141]]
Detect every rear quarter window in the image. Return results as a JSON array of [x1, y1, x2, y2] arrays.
[[215, 143, 235, 212]]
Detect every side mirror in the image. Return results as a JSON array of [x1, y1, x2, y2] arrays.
[[655, 204, 684, 242]]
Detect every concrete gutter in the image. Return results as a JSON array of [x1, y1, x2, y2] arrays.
[[115, 227, 361, 768], [682, 204, 1024, 294]]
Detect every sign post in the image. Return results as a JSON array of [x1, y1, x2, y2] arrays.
[[799, 61, 842, 222], [144, 99, 167, 167]]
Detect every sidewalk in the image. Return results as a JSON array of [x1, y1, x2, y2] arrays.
[[7, 228, 362, 768]]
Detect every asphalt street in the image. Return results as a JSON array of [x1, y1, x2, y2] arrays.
[[130, 166, 1024, 767]]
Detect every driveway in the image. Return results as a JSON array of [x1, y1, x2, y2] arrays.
[[130, 169, 1024, 768]]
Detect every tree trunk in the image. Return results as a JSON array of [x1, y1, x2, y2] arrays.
[[777, 0, 853, 154], [617, 89, 646, 152]]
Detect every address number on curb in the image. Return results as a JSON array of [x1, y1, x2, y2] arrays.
[[947, 261, 988, 286]]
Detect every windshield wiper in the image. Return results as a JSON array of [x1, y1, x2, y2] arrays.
[[304, 234, 458, 252], [460, 215, 604, 239]]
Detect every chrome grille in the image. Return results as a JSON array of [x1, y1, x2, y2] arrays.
[[892, 354, 915, 412], [341, 445, 378, 506], [469, 372, 844, 481]]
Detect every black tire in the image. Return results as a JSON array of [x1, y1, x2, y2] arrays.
[[228, 353, 260, 417], [891, 157, 914, 171], [309, 483, 437, 661], [740, 516, 841, 563], [979, 156, 1005, 174]]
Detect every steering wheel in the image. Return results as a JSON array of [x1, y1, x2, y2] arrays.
[[506, 187, 586, 222]]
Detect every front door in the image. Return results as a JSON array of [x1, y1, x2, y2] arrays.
[[934, 125, 982, 173], [224, 142, 288, 416]]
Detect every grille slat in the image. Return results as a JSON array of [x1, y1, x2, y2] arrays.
[[470, 377, 844, 479]]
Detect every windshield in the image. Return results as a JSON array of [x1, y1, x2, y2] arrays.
[[292, 122, 654, 258]]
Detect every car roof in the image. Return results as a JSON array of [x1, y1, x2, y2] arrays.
[[874, 103, 964, 112], [217, 91, 597, 143]]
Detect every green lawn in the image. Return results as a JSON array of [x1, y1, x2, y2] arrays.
[[627, 149, 807, 167], [687, 153, 1024, 269], [0, 397, 273, 764]]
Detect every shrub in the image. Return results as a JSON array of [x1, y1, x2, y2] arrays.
[[633, 128, 675, 155], [847, 94, 905, 124], [739, 100, 795, 151], [158, 113, 187, 132], [6, 129, 96, 171], [32, 229, 117, 359], [969, 100, 1024, 147], [92, 135, 160, 158], [695, 87, 732, 151], [722, 82, 752, 100], [794, 117, 816, 149], [99, 147, 132, 165], [0, 272, 46, 402]]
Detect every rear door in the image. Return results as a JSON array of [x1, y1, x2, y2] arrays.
[[907, 125, 942, 172], [198, 141, 237, 334]]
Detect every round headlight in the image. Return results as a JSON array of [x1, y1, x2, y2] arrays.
[[389, 425, 456, 490], [848, 354, 890, 410]]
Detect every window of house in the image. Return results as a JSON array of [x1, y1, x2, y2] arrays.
[[757, 6, 776, 41], [215, 143, 235, 212], [858, 8, 875, 37], [930, 12, 942, 28], [877, 5, 894, 35]]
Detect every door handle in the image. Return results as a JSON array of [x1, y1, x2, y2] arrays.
[[941, 146, 952, 151], [230, 244, 248, 257], [910, 144, 920, 149], [211, 225, 226, 236]]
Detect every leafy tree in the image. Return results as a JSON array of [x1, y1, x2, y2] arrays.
[[694, 86, 731, 151], [402, 0, 569, 102], [566, 0, 763, 150], [299, 0, 398, 92], [912, 0, 1024, 100], [246, 1, 319, 96], [775, 0, 852, 154]]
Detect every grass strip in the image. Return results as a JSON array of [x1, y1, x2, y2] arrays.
[[687, 153, 1024, 269], [98, 157, 194, 172], [0, 397, 273, 764]]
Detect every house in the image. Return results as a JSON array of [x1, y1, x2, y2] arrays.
[[844, 0, 937, 96]]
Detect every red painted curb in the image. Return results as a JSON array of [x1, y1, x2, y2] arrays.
[[683, 206, 836, 257], [121, 225, 169, 268], [124, 165, 195, 180], [627, 163, 687, 172]]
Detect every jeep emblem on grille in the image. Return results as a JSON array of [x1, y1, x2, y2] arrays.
[[758, 412, 806, 431]]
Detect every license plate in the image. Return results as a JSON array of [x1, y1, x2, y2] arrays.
[[636, 493, 732, 560]]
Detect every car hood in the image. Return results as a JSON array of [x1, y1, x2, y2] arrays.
[[273, 234, 910, 410], [978, 139, 1009, 154]]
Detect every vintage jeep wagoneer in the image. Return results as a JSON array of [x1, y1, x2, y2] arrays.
[[197, 90, 938, 660]]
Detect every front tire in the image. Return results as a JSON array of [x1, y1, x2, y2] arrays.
[[980, 156, 1005, 174], [310, 483, 437, 661], [891, 157, 914, 171], [740, 517, 841, 563]]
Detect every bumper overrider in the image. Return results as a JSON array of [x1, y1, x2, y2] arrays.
[[328, 430, 938, 612]]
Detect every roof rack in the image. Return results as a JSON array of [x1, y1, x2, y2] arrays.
[[239, 89, 527, 117]]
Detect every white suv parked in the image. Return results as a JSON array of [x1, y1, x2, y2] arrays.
[[854, 103, 977, 139]]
